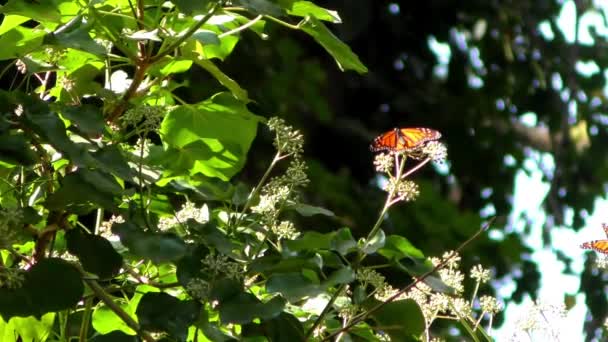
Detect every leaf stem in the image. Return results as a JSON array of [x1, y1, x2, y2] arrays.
[[218, 15, 263, 38]]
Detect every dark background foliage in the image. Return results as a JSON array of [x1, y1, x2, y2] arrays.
[[182, 0, 607, 336]]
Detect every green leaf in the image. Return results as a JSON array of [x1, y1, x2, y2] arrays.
[[362, 229, 385, 254], [43, 16, 106, 55], [92, 300, 136, 335], [136, 292, 201, 341], [0, 258, 83, 319], [92, 145, 134, 181], [0, 26, 45, 61], [292, 203, 335, 217], [301, 17, 367, 74], [289, 1, 341, 23], [324, 266, 355, 287], [233, 0, 285, 16], [171, 0, 212, 14], [0, 134, 38, 166], [112, 221, 188, 263], [5, 314, 55, 342], [176, 245, 210, 286], [366, 299, 425, 341], [0, 15, 29, 35], [59, 104, 105, 137], [46, 170, 117, 213], [159, 92, 263, 181], [378, 235, 425, 260], [241, 313, 305, 341], [191, 29, 221, 45], [330, 228, 357, 255], [282, 231, 333, 252], [150, 58, 193, 77], [266, 272, 321, 302], [66, 228, 123, 279], [92, 285, 157, 336], [91, 331, 138, 342], [249, 253, 323, 274], [195, 59, 249, 102], [219, 293, 286, 324], [0, 0, 62, 23]]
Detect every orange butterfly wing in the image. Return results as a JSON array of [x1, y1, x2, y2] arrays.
[[580, 240, 608, 254], [371, 127, 441, 152]]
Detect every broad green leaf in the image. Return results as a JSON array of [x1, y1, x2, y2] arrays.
[[289, 1, 341, 23], [241, 313, 305, 341], [0, 26, 45, 60], [0, 0, 62, 23], [187, 220, 241, 257], [195, 59, 249, 102], [282, 231, 333, 252], [249, 253, 323, 274], [0, 258, 83, 319], [43, 16, 106, 55], [92, 145, 134, 181], [233, 0, 285, 16], [46, 171, 117, 213], [0, 15, 29, 35], [191, 29, 221, 45], [301, 17, 367, 74], [292, 203, 335, 217], [159, 92, 264, 181], [0, 134, 38, 166], [66, 228, 123, 279], [361, 229, 385, 254], [324, 266, 355, 287], [176, 245, 211, 286], [112, 221, 188, 263], [219, 293, 286, 324], [92, 285, 158, 336], [366, 299, 425, 341], [378, 235, 425, 260], [136, 292, 201, 341], [171, 0, 212, 14], [92, 300, 136, 335], [91, 331, 138, 342], [191, 310, 238, 341], [5, 314, 55, 342], [59, 104, 105, 137], [266, 272, 321, 302], [330, 228, 357, 255], [150, 58, 193, 76]]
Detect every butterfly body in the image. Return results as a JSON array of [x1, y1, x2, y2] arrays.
[[370, 127, 441, 152]]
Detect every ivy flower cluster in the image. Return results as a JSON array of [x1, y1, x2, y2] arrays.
[[120, 105, 165, 132], [510, 299, 567, 341], [0, 207, 23, 249], [157, 202, 209, 231], [267, 117, 304, 158], [359, 251, 501, 339], [249, 119, 309, 242]]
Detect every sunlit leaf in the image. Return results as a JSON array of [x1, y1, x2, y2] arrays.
[[301, 17, 367, 74]]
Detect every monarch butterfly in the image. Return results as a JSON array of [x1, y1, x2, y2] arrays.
[[580, 223, 608, 254], [370, 127, 441, 152]]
